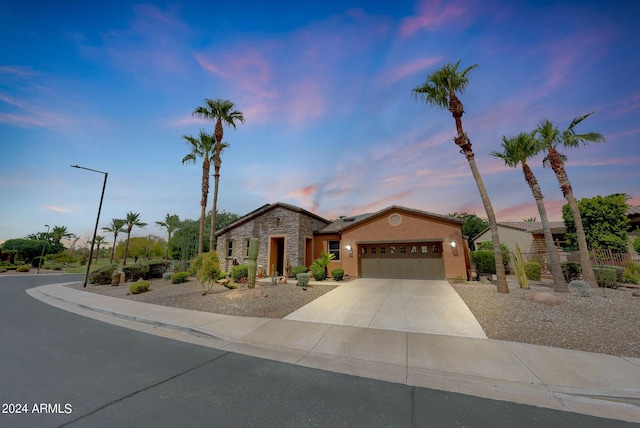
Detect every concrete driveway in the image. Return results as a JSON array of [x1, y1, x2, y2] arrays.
[[284, 278, 487, 339]]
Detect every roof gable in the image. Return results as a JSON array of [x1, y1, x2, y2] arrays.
[[318, 205, 463, 234], [215, 202, 330, 236]]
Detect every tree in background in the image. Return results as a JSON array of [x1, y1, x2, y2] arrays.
[[156, 214, 180, 259], [536, 113, 605, 287], [182, 130, 215, 255], [414, 60, 508, 293], [448, 212, 488, 250], [115, 236, 165, 261], [491, 132, 567, 291], [93, 235, 105, 263], [122, 212, 147, 265], [102, 218, 126, 264], [50, 225, 74, 248], [192, 98, 245, 252], [562, 194, 630, 254], [169, 211, 240, 262], [1, 239, 49, 264]]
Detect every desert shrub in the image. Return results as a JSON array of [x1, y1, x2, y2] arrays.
[[561, 262, 582, 282], [331, 268, 345, 281], [599, 265, 624, 283], [194, 252, 220, 294], [129, 280, 150, 294], [622, 262, 640, 284], [88, 264, 117, 285], [45, 252, 74, 264], [569, 279, 592, 297], [162, 272, 173, 281], [523, 262, 541, 281], [218, 271, 227, 280], [171, 272, 190, 284], [123, 264, 149, 282], [291, 265, 308, 276], [311, 265, 326, 281], [189, 255, 203, 276], [634, 235, 640, 254], [471, 251, 496, 274], [296, 272, 310, 287], [592, 267, 618, 288], [231, 264, 248, 282], [16, 265, 30, 272], [141, 260, 171, 279], [475, 241, 510, 268], [31, 256, 44, 267]]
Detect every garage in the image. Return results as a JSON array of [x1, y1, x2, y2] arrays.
[[359, 241, 445, 280]]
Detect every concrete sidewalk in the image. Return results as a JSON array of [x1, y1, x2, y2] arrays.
[[28, 283, 640, 423]]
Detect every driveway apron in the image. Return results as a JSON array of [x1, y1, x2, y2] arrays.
[[284, 278, 487, 338]]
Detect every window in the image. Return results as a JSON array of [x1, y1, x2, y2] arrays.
[[328, 240, 340, 261], [421, 245, 428, 254], [432, 245, 439, 254], [226, 240, 234, 258], [390, 246, 396, 254], [244, 239, 251, 258], [410, 246, 417, 254], [380, 247, 386, 254], [400, 246, 407, 254], [361, 247, 367, 254], [371, 247, 376, 254]]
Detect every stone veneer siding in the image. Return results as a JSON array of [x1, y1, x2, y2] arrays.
[[216, 206, 328, 275]]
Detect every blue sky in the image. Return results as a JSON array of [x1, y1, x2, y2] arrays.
[[1, 0, 639, 246]]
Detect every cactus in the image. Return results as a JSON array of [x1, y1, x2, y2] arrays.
[[247, 238, 259, 289], [513, 243, 529, 289]]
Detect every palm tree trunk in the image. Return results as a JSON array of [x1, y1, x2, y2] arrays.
[[110, 235, 117, 264], [123, 231, 131, 266], [199, 159, 211, 255], [547, 148, 596, 287], [522, 164, 568, 291], [466, 153, 509, 293], [210, 168, 219, 252]]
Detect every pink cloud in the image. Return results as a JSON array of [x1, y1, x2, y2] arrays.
[[380, 56, 443, 84], [614, 92, 640, 116], [0, 113, 45, 127], [399, 0, 470, 38]]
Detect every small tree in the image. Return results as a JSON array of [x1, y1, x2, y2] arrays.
[[192, 252, 221, 295]]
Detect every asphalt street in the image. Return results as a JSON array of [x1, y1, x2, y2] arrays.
[[0, 274, 634, 427]]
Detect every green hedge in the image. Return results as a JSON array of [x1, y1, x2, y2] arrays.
[[561, 262, 582, 282], [598, 265, 624, 283], [89, 264, 117, 285], [311, 266, 326, 281], [291, 265, 308, 277], [141, 260, 171, 279], [231, 264, 248, 282], [331, 268, 345, 281], [524, 262, 541, 281], [123, 264, 149, 282], [471, 251, 496, 274], [593, 267, 618, 288], [171, 272, 190, 284]]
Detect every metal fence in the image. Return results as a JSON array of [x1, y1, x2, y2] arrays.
[[519, 249, 639, 276]]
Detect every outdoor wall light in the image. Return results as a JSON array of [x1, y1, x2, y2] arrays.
[[450, 240, 457, 248], [345, 243, 353, 254]]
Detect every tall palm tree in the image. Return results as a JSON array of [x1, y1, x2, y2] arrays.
[[102, 218, 126, 264], [50, 225, 74, 246], [122, 211, 147, 265], [192, 98, 245, 251], [182, 130, 215, 255], [534, 113, 605, 287], [413, 60, 508, 293], [156, 213, 180, 259], [93, 235, 105, 263], [491, 132, 568, 291]]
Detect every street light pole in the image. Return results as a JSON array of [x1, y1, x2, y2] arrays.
[[71, 165, 108, 287], [36, 224, 50, 274]]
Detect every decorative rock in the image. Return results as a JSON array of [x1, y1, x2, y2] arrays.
[[529, 292, 564, 306], [217, 278, 230, 286], [633, 291, 640, 297]]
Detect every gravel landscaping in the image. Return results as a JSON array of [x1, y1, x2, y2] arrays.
[[63, 275, 640, 359]]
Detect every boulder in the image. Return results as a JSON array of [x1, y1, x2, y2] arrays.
[[529, 292, 564, 306]]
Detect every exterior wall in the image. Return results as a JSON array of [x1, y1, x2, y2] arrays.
[[475, 226, 534, 253], [313, 233, 342, 275], [216, 206, 329, 275], [316, 209, 466, 279]]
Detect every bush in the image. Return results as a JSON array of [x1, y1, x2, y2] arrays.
[[88, 264, 117, 285], [141, 260, 171, 279], [523, 262, 541, 281], [32, 256, 44, 267], [296, 273, 310, 287], [569, 279, 592, 297], [561, 262, 582, 282], [45, 252, 74, 264], [599, 265, 624, 283], [592, 267, 618, 288], [622, 262, 640, 284], [311, 266, 326, 281], [123, 264, 149, 282], [291, 265, 309, 277], [218, 271, 227, 280], [162, 272, 173, 281], [195, 252, 221, 295], [331, 268, 345, 281], [129, 280, 150, 294], [171, 272, 190, 284], [475, 241, 509, 268], [471, 251, 496, 275], [231, 264, 248, 283], [634, 235, 640, 253], [16, 265, 30, 272]]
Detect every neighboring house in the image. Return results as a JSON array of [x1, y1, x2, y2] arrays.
[[473, 222, 566, 255], [216, 203, 469, 280], [629, 205, 640, 232]]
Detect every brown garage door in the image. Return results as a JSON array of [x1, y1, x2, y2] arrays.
[[359, 242, 445, 280]]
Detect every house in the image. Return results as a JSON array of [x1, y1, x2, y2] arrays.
[[216, 203, 469, 280], [472, 221, 566, 254]]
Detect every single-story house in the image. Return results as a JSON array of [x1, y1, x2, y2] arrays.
[[473, 221, 566, 254], [216, 203, 469, 280]]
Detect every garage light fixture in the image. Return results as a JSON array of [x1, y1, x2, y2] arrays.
[[450, 240, 457, 248], [345, 243, 352, 254]]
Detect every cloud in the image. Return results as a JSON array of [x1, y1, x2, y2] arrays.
[[44, 206, 71, 213], [0, 66, 39, 77], [379, 56, 443, 85], [613, 92, 640, 116], [398, 0, 471, 38]]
